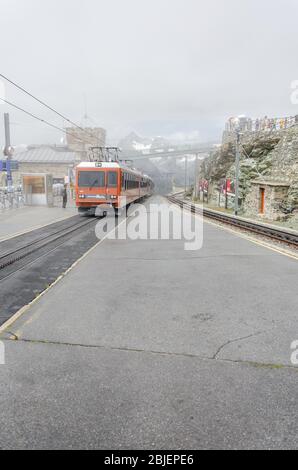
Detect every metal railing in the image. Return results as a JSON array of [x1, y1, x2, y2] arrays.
[[167, 194, 298, 247], [225, 115, 298, 134], [0, 189, 24, 212]]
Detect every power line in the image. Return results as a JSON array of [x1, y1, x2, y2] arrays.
[[0, 96, 93, 146], [0, 73, 105, 144]]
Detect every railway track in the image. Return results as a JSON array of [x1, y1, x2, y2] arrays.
[[167, 194, 298, 248], [0, 216, 97, 274], [0, 214, 102, 325]]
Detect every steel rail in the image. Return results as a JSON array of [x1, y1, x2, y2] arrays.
[[167, 195, 298, 247], [0, 218, 97, 271], [0, 216, 84, 260]]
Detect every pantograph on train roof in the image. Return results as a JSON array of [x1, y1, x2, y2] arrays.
[[88, 146, 121, 163]]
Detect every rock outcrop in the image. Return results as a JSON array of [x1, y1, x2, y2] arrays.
[[200, 126, 298, 221]]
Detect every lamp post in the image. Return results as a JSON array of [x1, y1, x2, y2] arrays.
[[234, 130, 241, 216]]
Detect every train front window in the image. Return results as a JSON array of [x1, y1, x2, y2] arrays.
[[78, 171, 105, 188], [108, 171, 118, 188]]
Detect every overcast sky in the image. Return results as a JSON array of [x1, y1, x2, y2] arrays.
[[0, 0, 298, 146]]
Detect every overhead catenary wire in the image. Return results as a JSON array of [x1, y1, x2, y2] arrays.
[[0, 73, 105, 145], [0, 96, 94, 146]]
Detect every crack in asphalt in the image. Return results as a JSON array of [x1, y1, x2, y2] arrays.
[[3, 333, 297, 371], [212, 331, 265, 360]]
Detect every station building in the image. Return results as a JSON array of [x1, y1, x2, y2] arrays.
[[5, 126, 107, 187], [11, 145, 79, 186]]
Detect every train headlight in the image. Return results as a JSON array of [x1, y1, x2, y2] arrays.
[[79, 194, 85, 199], [110, 195, 117, 200]]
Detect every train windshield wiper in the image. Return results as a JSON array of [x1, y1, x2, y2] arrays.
[[89, 179, 98, 189]]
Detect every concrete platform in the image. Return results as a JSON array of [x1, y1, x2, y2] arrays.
[[0, 196, 298, 449], [0, 205, 77, 241]]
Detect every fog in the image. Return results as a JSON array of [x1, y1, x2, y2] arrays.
[[0, 0, 298, 145]]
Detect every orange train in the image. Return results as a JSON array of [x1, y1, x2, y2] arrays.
[[75, 161, 154, 216]]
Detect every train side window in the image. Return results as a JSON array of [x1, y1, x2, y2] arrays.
[[108, 171, 118, 188]]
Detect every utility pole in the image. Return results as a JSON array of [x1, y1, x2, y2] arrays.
[[234, 130, 241, 216], [194, 153, 199, 199], [184, 156, 188, 193], [3, 113, 13, 188]]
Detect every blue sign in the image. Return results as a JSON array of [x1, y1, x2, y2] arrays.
[[0, 160, 19, 171]]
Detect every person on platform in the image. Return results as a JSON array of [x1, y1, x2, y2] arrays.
[[62, 184, 68, 209]]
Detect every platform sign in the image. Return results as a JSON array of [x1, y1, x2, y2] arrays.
[[0, 160, 19, 171]]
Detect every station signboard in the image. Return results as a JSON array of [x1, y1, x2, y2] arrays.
[[0, 160, 19, 171]]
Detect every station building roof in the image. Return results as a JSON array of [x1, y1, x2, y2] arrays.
[[15, 145, 79, 164]]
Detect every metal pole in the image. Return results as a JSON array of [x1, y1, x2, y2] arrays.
[[4, 113, 11, 149], [234, 131, 240, 215], [184, 156, 188, 193], [4, 113, 13, 188], [194, 153, 199, 199]]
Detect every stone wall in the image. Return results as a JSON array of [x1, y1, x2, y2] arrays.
[[66, 127, 106, 160], [200, 125, 298, 221]]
